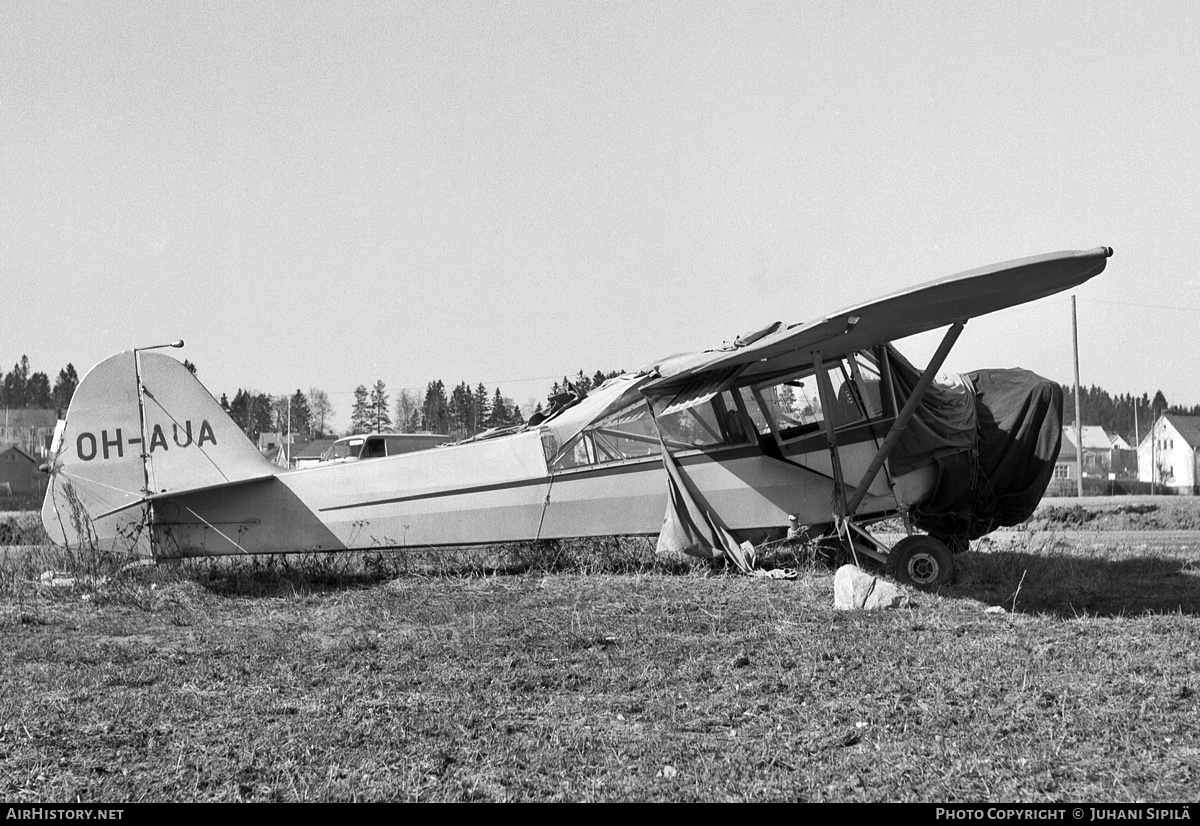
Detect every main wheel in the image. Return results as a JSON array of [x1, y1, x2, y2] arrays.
[[887, 535, 954, 588]]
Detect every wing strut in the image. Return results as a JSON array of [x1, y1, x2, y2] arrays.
[[843, 321, 966, 518]]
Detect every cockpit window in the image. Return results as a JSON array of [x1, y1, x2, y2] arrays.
[[749, 352, 885, 446]]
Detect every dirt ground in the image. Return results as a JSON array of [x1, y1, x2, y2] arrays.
[[1029, 495, 1200, 532]]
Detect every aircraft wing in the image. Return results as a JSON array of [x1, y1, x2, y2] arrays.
[[641, 246, 1112, 392]]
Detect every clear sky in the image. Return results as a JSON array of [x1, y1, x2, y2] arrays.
[[3, 1, 1198, 430]]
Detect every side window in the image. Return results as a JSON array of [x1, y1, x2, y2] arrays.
[[549, 390, 753, 473], [748, 353, 883, 446], [551, 400, 662, 472]]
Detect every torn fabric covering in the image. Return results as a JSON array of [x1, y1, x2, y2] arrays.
[[654, 444, 756, 572], [648, 391, 756, 571], [909, 368, 1063, 544]]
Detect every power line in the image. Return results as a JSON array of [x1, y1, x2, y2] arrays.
[[323, 372, 569, 397], [1081, 297, 1200, 313]]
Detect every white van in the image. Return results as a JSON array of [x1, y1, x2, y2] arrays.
[[319, 432, 447, 464]]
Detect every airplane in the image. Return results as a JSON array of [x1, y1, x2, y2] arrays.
[[40, 246, 1113, 587]]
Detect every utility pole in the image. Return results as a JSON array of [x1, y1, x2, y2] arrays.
[[1072, 296, 1083, 497], [1134, 404, 1140, 485]]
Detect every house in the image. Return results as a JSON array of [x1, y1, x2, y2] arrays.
[[1053, 425, 1138, 486], [256, 433, 318, 468], [0, 444, 40, 495], [0, 409, 58, 459], [1138, 414, 1200, 494]]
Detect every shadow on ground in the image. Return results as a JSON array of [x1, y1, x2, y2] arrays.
[[949, 543, 1200, 618]]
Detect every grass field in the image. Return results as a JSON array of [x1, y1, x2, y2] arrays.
[[2, 502, 1198, 802]]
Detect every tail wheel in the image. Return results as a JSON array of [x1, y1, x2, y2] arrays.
[[887, 535, 954, 588]]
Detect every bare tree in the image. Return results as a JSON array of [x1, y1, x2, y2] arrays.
[[308, 388, 334, 437], [394, 388, 420, 433]]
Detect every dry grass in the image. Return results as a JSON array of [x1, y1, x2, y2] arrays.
[[2, 505, 1199, 802]]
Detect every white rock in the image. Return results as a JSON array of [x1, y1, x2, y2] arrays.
[[834, 564, 911, 610]]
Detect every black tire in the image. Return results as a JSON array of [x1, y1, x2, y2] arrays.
[[887, 535, 954, 588]]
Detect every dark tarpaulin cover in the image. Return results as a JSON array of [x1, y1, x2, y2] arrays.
[[900, 364, 1064, 545], [887, 347, 977, 477]]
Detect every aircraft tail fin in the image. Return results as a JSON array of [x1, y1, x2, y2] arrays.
[[41, 351, 276, 552]]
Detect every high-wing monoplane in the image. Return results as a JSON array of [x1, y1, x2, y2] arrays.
[[41, 247, 1112, 586]]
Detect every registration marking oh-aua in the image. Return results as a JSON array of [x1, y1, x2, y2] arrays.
[[75, 420, 217, 461]]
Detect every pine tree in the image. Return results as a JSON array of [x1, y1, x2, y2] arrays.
[[422, 380, 448, 434], [2, 356, 30, 407], [290, 390, 312, 435], [52, 364, 78, 412], [249, 392, 273, 440], [488, 388, 509, 428], [448, 382, 474, 439], [26, 372, 52, 408], [350, 385, 372, 434], [370, 380, 392, 432], [228, 390, 250, 433], [474, 383, 490, 435]]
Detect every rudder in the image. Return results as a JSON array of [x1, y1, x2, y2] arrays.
[[41, 351, 275, 552]]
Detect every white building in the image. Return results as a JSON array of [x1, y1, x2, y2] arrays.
[[1137, 414, 1200, 494]]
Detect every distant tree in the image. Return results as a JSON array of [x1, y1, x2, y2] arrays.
[[2, 356, 30, 407], [271, 390, 312, 435], [474, 383, 490, 435], [1153, 390, 1168, 417], [546, 369, 621, 404], [487, 387, 510, 429], [272, 394, 291, 434], [422, 380, 449, 434], [370, 380, 392, 432], [289, 390, 312, 435], [183, 360, 198, 376], [249, 392, 273, 440], [228, 389, 273, 441], [26, 372, 52, 408], [227, 391, 248, 432], [449, 381, 476, 439], [220, 393, 230, 413], [350, 385, 372, 434], [308, 388, 333, 437], [394, 389, 420, 434], [52, 364, 78, 412]]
